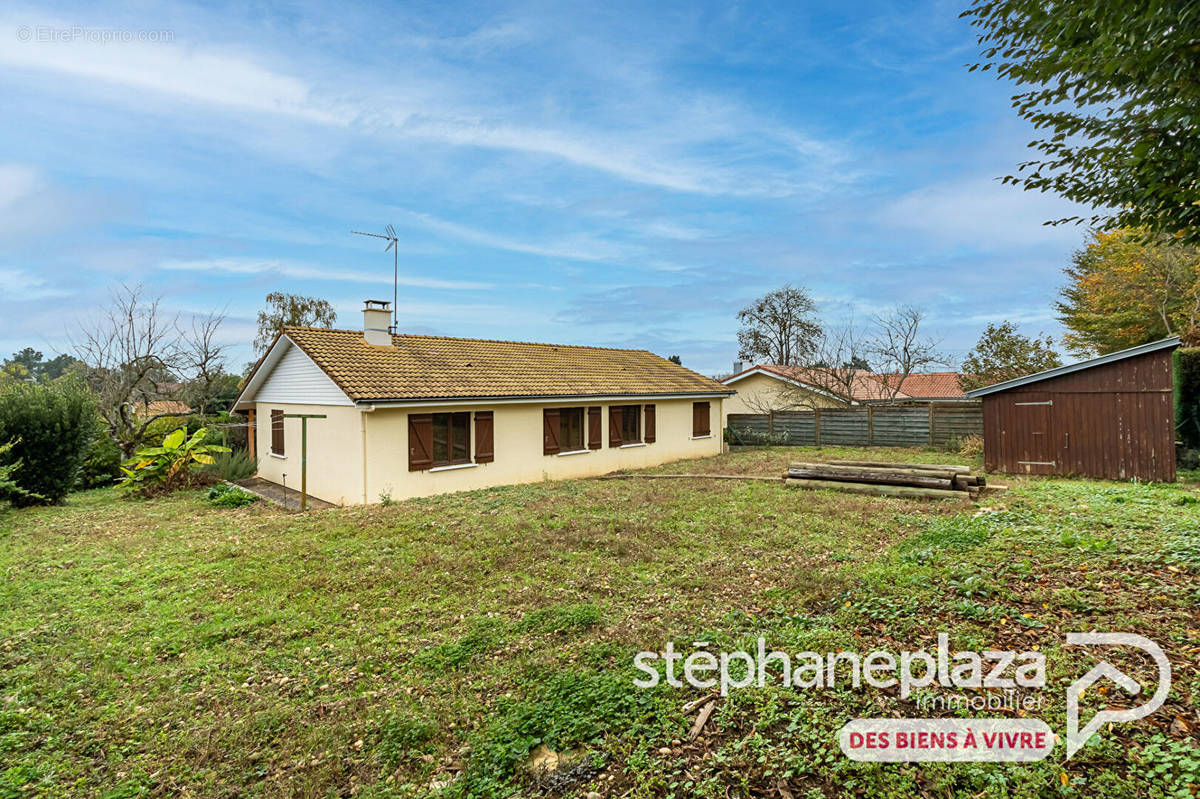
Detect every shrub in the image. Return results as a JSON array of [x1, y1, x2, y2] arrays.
[[77, 430, 122, 489], [205, 450, 257, 482], [206, 483, 257, 508], [0, 440, 27, 502], [118, 427, 230, 494], [0, 378, 96, 506], [1176, 348, 1200, 449]]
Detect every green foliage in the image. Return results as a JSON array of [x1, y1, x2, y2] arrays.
[[667, 354, 682, 365], [962, 1, 1200, 241], [460, 669, 654, 794], [1137, 735, 1200, 798], [0, 441, 27, 503], [254, 291, 337, 355], [1056, 229, 1199, 356], [1, 348, 79, 384], [118, 427, 230, 493], [206, 483, 257, 508], [516, 603, 602, 634], [77, 431, 123, 489], [1176, 348, 1200, 449], [205, 450, 257, 482], [959, 322, 1061, 391], [0, 377, 96, 506], [377, 711, 437, 767]]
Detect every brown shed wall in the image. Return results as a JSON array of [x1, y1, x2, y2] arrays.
[[981, 348, 1175, 482]]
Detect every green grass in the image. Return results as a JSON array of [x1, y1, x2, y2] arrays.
[[0, 446, 1196, 797]]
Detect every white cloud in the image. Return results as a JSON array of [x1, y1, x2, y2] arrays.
[[158, 258, 492, 290], [397, 211, 634, 263], [878, 175, 1088, 249], [0, 267, 66, 299]]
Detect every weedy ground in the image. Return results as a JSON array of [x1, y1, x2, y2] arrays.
[[0, 447, 1197, 798]]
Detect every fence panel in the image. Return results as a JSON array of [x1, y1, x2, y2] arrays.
[[726, 402, 981, 449]]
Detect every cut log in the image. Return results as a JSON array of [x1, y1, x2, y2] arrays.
[[788, 467, 954, 490], [789, 462, 958, 481], [824, 459, 972, 474], [952, 474, 982, 490], [785, 478, 970, 501]]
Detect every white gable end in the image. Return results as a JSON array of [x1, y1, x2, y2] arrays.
[[255, 342, 353, 406]]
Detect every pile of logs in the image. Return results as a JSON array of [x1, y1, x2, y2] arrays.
[[784, 459, 995, 501]]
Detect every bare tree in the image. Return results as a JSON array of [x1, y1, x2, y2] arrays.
[[867, 305, 948, 403], [736, 284, 822, 366], [72, 284, 229, 458]]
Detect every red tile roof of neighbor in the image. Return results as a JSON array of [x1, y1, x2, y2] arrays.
[[723, 365, 965, 401]]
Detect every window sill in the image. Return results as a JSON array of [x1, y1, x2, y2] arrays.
[[691, 434, 713, 440], [619, 442, 648, 449], [268, 452, 287, 459], [429, 462, 478, 473], [556, 449, 591, 457]]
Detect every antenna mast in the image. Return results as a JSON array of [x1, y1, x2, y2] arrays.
[[351, 224, 400, 331]]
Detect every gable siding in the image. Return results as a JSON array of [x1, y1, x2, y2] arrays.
[[256, 343, 353, 406]]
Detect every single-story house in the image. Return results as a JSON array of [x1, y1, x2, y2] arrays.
[[233, 301, 734, 505], [720, 363, 966, 424], [965, 336, 1179, 482]]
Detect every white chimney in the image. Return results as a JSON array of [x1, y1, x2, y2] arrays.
[[362, 300, 393, 346], [733, 360, 744, 374]]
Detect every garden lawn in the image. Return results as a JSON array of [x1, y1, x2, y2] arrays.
[[0, 446, 1197, 798]]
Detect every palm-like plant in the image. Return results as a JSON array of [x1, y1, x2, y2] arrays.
[[118, 427, 230, 491]]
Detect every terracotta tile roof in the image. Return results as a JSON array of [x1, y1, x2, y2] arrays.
[[724, 365, 966, 401], [281, 326, 732, 402], [871, 372, 965, 399]]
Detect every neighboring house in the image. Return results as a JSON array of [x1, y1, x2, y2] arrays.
[[233, 301, 733, 505], [720, 364, 967, 425]]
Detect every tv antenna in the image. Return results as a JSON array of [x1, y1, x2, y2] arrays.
[[351, 224, 400, 330]]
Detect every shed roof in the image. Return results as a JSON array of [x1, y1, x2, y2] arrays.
[[963, 336, 1181, 398]]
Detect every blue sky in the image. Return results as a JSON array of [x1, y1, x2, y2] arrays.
[[0, 0, 1086, 375]]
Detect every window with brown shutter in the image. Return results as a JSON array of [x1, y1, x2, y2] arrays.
[[474, 411, 494, 463], [611, 405, 641, 445], [543, 408, 561, 455], [587, 406, 601, 449], [408, 413, 433, 471], [270, 409, 285, 456], [692, 402, 711, 437], [644, 404, 656, 443]]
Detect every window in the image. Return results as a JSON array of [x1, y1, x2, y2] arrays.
[[270, 409, 285, 456], [431, 412, 471, 466], [560, 407, 584, 451], [692, 402, 711, 437], [609, 404, 641, 446]]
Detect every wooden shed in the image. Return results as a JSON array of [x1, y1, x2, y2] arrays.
[[964, 337, 1180, 482]]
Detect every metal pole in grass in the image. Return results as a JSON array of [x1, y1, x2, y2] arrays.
[[283, 414, 326, 511]]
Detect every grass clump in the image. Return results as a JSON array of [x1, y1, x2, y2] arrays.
[[206, 482, 257, 508]]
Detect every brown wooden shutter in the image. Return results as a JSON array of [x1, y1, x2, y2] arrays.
[[609, 406, 623, 447], [587, 406, 601, 449], [474, 411, 494, 463], [271, 409, 284, 456], [543, 408, 560, 455], [408, 413, 433, 471], [693, 402, 710, 436], [644, 404, 656, 443]]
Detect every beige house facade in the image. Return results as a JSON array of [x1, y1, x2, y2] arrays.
[[235, 303, 732, 505]]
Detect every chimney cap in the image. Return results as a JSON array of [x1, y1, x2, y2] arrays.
[[364, 299, 391, 310]]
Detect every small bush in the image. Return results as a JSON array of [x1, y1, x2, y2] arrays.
[[377, 711, 436, 767], [0, 377, 96, 506], [77, 431, 122, 489], [206, 483, 257, 508], [205, 450, 257, 482], [118, 427, 230, 495]]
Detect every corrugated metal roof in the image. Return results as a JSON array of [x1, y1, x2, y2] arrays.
[[963, 337, 1181, 398]]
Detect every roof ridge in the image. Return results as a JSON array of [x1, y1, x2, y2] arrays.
[[282, 325, 653, 354]]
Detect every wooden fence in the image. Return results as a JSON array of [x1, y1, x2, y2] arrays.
[[726, 402, 982, 449]]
